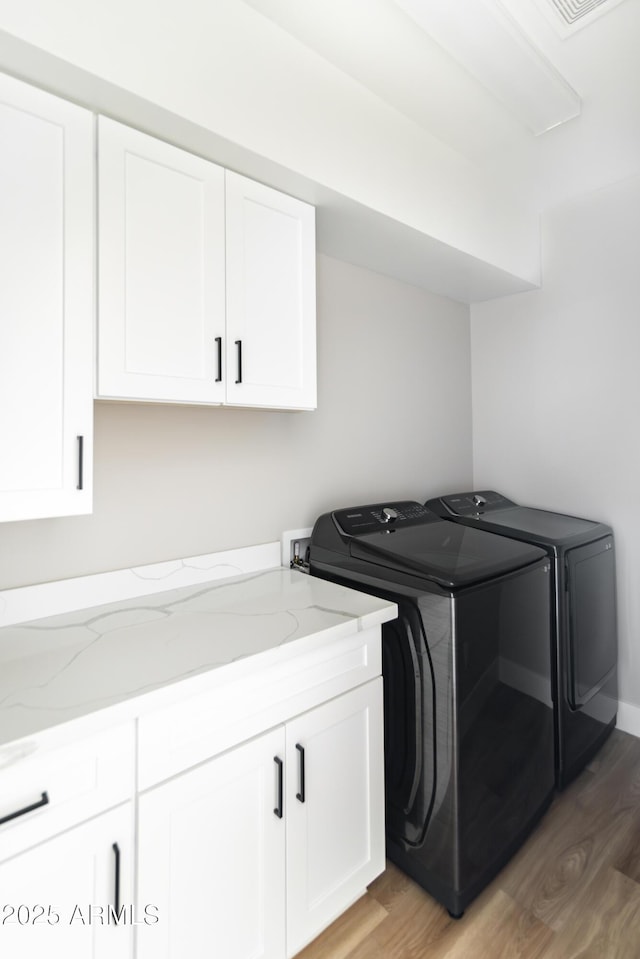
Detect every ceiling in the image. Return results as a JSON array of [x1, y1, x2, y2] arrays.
[[239, 0, 640, 214]]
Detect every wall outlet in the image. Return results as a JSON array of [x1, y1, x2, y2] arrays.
[[281, 527, 313, 570]]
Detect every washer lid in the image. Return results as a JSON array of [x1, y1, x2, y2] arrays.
[[350, 520, 546, 588], [467, 506, 602, 543], [429, 492, 607, 544]]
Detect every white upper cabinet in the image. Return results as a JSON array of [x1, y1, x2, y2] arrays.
[[0, 72, 93, 523], [97, 118, 317, 411], [97, 117, 226, 404], [225, 172, 317, 411]]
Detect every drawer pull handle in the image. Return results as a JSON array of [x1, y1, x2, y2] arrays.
[[296, 743, 306, 803], [112, 843, 121, 914], [274, 756, 283, 819], [235, 340, 242, 384], [0, 790, 49, 826], [215, 336, 222, 382]]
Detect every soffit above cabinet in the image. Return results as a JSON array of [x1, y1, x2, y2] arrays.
[[0, 26, 539, 304], [2, 0, 639, 298]]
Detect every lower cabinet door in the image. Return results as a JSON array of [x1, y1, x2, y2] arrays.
[[285, 678, 385, 957], [0, 803, 133, 959], [137, 726, 286, 959]]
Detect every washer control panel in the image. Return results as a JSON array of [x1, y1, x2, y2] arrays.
[[333, 501, 432, 536]]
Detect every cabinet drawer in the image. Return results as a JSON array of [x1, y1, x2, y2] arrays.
[[0, 723, 134, 863], [138, 625, 381, 789]]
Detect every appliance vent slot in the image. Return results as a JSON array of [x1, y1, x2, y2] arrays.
[[552, 0, 611, 23], [541, 0, 629, 32]]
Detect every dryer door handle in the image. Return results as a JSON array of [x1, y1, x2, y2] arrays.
[[402, 614, 423, 816]]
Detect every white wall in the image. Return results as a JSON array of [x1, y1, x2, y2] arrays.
[[0, 255, 472, 589], [471, 172, 640, 727]]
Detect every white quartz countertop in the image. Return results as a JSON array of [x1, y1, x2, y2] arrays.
[[0, 566, 396, 749]]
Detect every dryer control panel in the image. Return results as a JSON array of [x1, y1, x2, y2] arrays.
[[436, 490, 515, 516], [333, 501, 432, 537]]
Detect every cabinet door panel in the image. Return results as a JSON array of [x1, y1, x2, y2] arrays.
[[137, 727, 285, 959], [98, 117, 225, 403], [225, 171, 316, 410], [0, 804, 132, 959], [285, 679, 385, 957], [0, 72, 93, 521]]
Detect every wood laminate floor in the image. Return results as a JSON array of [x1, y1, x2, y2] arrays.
[[297, 729, 640, 959]]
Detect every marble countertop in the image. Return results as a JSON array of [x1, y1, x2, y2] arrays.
[[0, 565, 396, 749]]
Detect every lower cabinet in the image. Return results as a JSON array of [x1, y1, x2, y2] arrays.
[[285, 679, 385, 957], [0, 803, 133, 959], [136, 678, 384, 959], [137, 726, 285, 959]]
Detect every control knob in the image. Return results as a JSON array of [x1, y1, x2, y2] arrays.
[[380, 507, 399, 524], [472, 494, 487, 509]]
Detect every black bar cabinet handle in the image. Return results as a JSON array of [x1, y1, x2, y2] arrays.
[[235, 339, 242, 384], [296, 743, 306, 803], [215, 336, 222, 382], [0, 791, 49, 826], [273, 756, 283, 819], [77, 435, 84, 490], [112, 842, 121, 914]]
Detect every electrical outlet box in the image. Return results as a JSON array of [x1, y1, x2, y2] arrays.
[[281, 527, 313, 570]]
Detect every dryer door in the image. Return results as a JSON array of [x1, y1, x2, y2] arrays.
[[566, 536, 617, 709]]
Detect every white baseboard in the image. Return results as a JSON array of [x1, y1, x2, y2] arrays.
[[616, 699, 640, 739]]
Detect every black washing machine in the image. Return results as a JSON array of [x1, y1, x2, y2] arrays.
[[309, 501, 555, 917], [425, 490, 617, 789]]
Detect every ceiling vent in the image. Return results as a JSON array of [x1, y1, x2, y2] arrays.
[[538, 0, 629, 34]]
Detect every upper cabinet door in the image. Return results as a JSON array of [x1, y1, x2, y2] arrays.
[[0, 72, 93, 523], [97, 118, 226, 404], [225, 172, 317, 410]]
